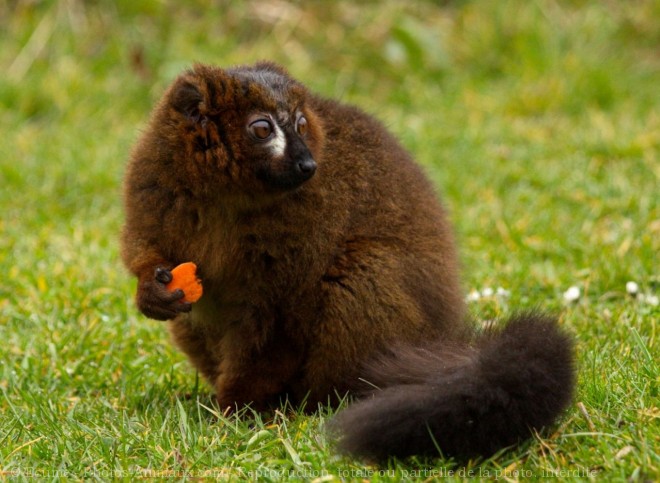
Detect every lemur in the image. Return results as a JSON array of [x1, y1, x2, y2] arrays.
[[121, 62, 575, 460]]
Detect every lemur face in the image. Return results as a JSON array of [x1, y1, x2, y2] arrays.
[[158, 62, 325, 196]]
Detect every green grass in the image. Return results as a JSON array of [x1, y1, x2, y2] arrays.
[[1, 0, 658, 481]]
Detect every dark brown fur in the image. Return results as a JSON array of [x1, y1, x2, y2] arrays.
[[121, 62, 574, 459]]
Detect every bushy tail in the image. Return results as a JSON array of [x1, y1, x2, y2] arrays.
[[331, 313, 575, 460]]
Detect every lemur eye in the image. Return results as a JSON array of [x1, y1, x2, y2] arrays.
[[249, 119, 273, 140], [296, 115, 308, 136]]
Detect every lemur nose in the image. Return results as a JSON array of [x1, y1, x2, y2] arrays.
[[297, 157, 317, 175]]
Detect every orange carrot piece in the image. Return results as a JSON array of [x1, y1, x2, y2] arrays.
[[166, 262, 203, 303]]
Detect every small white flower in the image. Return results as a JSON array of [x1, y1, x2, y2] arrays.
[[563, 286, 581, 302], [626, 281, 639, 295], [481, 287, 494, 297], [639, 294, 659, 306], [496, 287, 511, 298], [466, 290, 481, 302]]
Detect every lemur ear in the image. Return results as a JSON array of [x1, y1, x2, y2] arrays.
[[171, 80, 204, 121]]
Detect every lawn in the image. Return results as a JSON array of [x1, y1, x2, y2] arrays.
[[1, 1, 658, 481]]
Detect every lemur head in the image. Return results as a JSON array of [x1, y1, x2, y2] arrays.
[[149, 62, 325, 197]]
